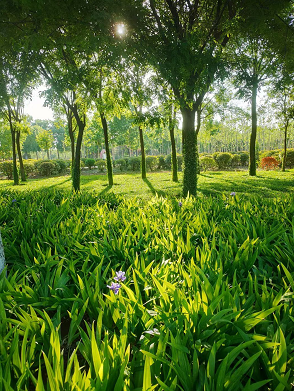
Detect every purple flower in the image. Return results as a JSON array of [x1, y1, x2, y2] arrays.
[[107, 282, 121, 294], [114, 271, 126, 282], [178, 202, 182, 207], [230, 192, 236, 196], [12, 199, 17, 203]]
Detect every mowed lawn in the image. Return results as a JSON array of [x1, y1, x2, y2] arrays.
[[1, 169, 293, 198]]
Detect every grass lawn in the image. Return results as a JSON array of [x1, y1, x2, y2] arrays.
[[0, 168, 293, 198]]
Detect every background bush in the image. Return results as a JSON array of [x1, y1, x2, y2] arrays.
[[199, 155, 217, 171], [260, 156, 279, 170], [213, 152, 233, 169], [84, 158, 96, 170], [95, 159, 107, 172], [0, 161, 14, 179], [146, 156, 158, 171]]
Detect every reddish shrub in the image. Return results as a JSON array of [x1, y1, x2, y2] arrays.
[[260, 156, 279, 170]]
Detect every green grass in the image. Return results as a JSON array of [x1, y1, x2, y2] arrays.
[[0, 185, 294, 390], [1, 168, 294, 198]]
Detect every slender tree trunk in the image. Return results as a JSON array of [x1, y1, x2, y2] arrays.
[[196, 108, 201, 175], [169, 106, 178, 182], [10, 126, 19, 185], [16, 131, 26, 181], [282, 119, 289, 172], [46, 149, 50, 160], [100, 112, 113, 186], [249, 79, 258, 176], [139, 126, 146, 179], [181, 107, 197, 197], [72, 119, 85, 192], [0, 229, 5, 275]]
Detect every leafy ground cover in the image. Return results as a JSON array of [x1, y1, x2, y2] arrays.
[[0, 169, 294, 198], [0, 188, 294, 390]]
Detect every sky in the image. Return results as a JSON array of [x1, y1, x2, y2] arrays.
[[25, 88, 54, 121]]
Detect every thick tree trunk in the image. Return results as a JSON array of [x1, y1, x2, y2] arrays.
[[282, 119, 289, 172], [249, 80, 258, 176], [72, 120, 85, 192], [16, 131, 26, 181], [169, 107, 178, 182], [10, 127, 19, 185], [181, 108, 197, 197], [139, 126, 146, 179], [100, 112, 113, 186], [0, 230, 5, 275]]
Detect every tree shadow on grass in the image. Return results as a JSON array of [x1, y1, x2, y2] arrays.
[[98, 184, 113, 197], [143, 178, 167, 197]]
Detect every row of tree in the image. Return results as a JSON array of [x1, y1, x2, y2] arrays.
[[0, 0, 293, 195]]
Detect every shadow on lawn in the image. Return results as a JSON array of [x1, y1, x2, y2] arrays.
[[199, 173, 294, 197], [143, 178, 167, 197]]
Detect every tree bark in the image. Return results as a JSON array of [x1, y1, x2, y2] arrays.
[[72, 116, 85, 192], [46, 149, 50, 160], [282, 119, 289, 172], [169, 106, 178, 182], [249, 79, 258, 176], [196, 108, 201, 175], [139, 126, 146, 179], [10, 126, 19, 185], [181, 107, 197, 196], [100, 112, 113, 186], [16, 130, 26, 181], [0, 230, 5, 275]]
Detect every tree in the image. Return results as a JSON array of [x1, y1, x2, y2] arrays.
[[36, 128, 54, 159], [124, 0, 291, 195], [229, 37, 278, 176]]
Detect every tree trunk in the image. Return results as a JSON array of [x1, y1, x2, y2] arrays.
[[0, 229, 5, 275], [46, 149, 50, 160], [72, 119, 85, 192], [169, 106, 178, 182], [181, 108, 197, 196], [67, 113, 75, 170], [10, 126, 19, 185], [139, 126, 146, 179], [100, 112, 113, 186], [282, 119, 289, 172], [16, 130, 26, 181], [196, 108, 201, 175], [249, 80, 258, 176]]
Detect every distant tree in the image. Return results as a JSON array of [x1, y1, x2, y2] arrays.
[[36, 128, 54, 159]]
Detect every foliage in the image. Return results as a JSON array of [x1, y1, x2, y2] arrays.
[[84, 158, 96, 170], [0, 161, 14, 179], [239, 152, 249, 166], [36, 128, 54, 154], [213, 152, 233, 169], [279, 149, 294, 169], [165, 154, 182, 171], [115, 158, 127, 171], [35, 160, 59, 176], [200, 156, 217, 171], [231, 154, 241, 167], [260, 156, 280, 170], [0, 189, 294, 390], [146, 156, 158, 171], [128, 156, 141, 171], [22, 160, 36, 176], [96, 159, 107, 172], [157, 155, 167, 170]]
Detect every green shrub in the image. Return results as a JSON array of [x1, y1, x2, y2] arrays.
[[231, 154, 241, 168], [146, 156, 158, 171], [165, 154, 183, 171], [85, 158, 96, 170], [23, 161, 35, 176], [96, 159, 107, 172], [157, 155, 166, 170], [54, 159, 68, 173], [279, 149, 294, 168], [0, 161, 14, 179], [115, 158, 127, 171], [128, 156, 141, 171], [239, 152, 249, 167], [35, 160, 59, 176], [199, 156, 217, 171], [213, 152, 233, 169]]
